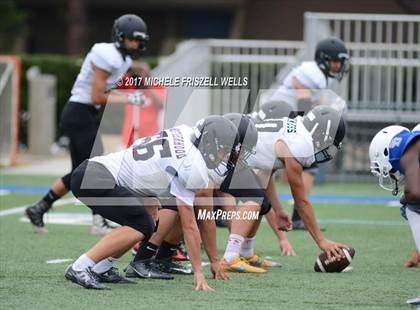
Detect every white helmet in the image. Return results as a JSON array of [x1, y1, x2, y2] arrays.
[[369, 125, 409, 195], [412, 123, 420, 132]]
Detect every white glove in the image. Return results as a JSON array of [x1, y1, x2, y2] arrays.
[[127, 91, 145, 106]]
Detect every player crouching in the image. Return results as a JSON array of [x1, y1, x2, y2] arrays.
[[369, 123, 420, 305], [64, 115, 239, 291]]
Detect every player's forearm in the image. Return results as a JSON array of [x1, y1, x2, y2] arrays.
[[266, 174, 286, 214], [104, 90, 135, 105], [295, 201, 324, 245], [182, 224, 204, 274], [198, 213, 219, 263], [265, 209, 283, 240]]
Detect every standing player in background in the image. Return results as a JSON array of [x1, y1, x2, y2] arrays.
[[269, 37, 349, 230], [25, 14, 149, 235], [120, 62, 167, 146], [369, 123, 420, 306]]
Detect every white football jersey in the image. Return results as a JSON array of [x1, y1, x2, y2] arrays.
[[69, 43, 132, 104], [270, 61, 334, 108], [90, 125, 209, 206], [247, 116, 315, 170]]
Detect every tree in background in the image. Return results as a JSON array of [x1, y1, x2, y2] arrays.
[[0, 1, 26, 53], [67, 0, 87, 55]]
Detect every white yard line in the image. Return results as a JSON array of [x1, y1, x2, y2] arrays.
[[0, 197, 78, 217]]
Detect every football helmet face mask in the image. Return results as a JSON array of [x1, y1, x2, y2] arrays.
[[315, 37, 349, 82], [223, 113, 258, 166], [112, 14, 149, 59], [192, 116, 240, 176], [303, 106, 346, 164], [369, 125, 409, 195]]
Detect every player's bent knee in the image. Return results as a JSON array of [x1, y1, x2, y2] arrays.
[[132, 216, 155, 241]]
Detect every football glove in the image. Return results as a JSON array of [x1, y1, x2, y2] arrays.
[[127, 91, 146, 106]]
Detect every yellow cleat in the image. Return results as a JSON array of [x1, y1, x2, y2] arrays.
[[244, 254, 282, 268], [221, 256, 266, 273]]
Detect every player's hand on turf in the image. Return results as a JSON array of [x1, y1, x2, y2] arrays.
[[319, 239, 348, 261], [280, 239, 296, 256], [277, 209, 293, 231], [404, 251, 420, 268], [194, 272, 215, 292], [127, 90, 146, 106], [210, 261, 231, 280]]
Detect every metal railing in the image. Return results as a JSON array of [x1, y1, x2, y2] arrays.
[[305, 12, 420, 122], [304, 12, 420, 181], [152, 13, 420, 182], [209, 39, 304, 114]]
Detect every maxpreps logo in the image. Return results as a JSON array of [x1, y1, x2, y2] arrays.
[[196, 209, 259, 221]]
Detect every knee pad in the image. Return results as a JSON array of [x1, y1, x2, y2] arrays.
[[260, 197, 272, 216], [62, 173, 72, 191], [134, 216, 155, 241]]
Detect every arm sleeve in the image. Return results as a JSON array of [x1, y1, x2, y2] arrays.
[[294, 62, 327, 89], [280, 132, 315, 168], [90, 44, 116, 73], [170, 177, 196, 207]]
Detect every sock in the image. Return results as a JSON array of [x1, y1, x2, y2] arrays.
[[223, 234, 244, 262], [156, 241, 178, 260], [406, 207, 420, 252], [72, 254, 95, 271], [42, 189, 60, 207], [292, 205, 301, 222], [92, 257, 116, 274], [133, 241, 158, 261], [239, 236, 256, 258]]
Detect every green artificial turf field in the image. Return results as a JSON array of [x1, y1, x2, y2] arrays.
[[0, 174, 419, 310]]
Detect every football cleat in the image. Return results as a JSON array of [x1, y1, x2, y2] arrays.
[[406, 296, 420, 305], [94, 267, 136, 284], [25, 201, 50, 233], [172, 244, 189, 261], [293, 220, 326, 232], [244, 254, 282, 268], [221, 256, 266, 273], [91, 214, 113, 236], [64, 265, 108, 290], [125, 259, 174, 280], [155, 258, 193, 275]]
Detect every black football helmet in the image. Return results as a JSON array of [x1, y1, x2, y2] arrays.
[[192, 115, 240, 176], [315, 37, 349, 81], [257, 100, 296, 121], [223, 113, 258, 166], [302, 105, 346, 163], [112, 14, 149, 59]]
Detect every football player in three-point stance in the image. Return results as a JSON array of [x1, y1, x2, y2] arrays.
[[26, 14, 149, 235], [269, 37, 349, 230], [219, 105, 350, 273], [369, 123, 420, 306], [129, 113, 270, 275], [65, 115, 239, 291]]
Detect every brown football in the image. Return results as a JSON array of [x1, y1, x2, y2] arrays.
[[314, 247, 355, 272]]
